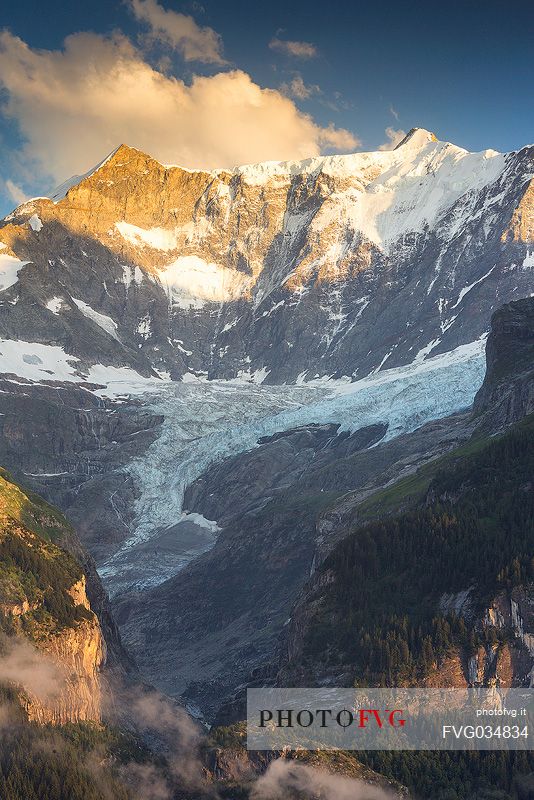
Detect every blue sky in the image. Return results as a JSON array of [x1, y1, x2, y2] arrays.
[[0, 0, 532, 217]]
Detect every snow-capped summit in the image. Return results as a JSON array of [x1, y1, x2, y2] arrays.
[[394, 126, 438, 149]]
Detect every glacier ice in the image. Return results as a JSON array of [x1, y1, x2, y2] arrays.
[[99, 336, 487, 595]]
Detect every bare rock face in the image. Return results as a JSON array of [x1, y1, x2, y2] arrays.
[[1, 130, 533, 383], [1, 560, 105, 726], [473, 297, 534, 429], [0, 377, 163, 565], [20, 579, 105, 726]]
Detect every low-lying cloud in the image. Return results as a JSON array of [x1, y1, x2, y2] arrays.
[[0, 637, 65, 704], [251, 760, 397, 799], [0, 642, 402, 800], [114, 684, 401, 800], [104, 679, 207, 797]]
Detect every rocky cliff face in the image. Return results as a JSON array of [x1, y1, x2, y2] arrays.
[[0, 389, 141, 669], [0, 376, 163, 566], [278, 579, 534, 696], [0, 469, 105, 724], [0, 128, 532, 383], [473, 297, 534, 429], [17, 581, 105, 726]]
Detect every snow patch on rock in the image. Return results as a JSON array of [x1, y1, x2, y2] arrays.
[[179, 512, 220, 533], [45, 296, 65, 315], [122, 264, 143, 288], [451, 265, 496, 309], [0, 338, 80, 381], [157, 255, 250, 306], [0, 254, 29, 292], [28, 214, 43, 232], [72, 298, 119, 340], [116, 222, 179, 251]]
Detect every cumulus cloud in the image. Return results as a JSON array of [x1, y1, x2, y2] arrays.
[[128, 0, 225, 63], [378, 126, 407, 150], [0, 30, 358, 189], [269, 38, 318, 59], [280, 74, 321, 100], [319, 123, 361, 151]]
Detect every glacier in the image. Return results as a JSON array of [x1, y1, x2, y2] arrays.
[[99, 336, 487, 596]]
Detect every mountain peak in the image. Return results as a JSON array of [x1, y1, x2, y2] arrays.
[[105, 143, 150, 163], [395, 127, 438, 150], [47, 144, 152, 202]]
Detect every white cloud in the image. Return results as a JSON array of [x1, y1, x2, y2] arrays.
[[378, 126, 407, 151], [280, 74, 321, 100], [319, 123, 361, 151], [0, 31, 359, 188], [252, 760, 395, 800], [389, 105, 400, 121], [269, 38, 318, 59], [128, 0, 225, 63], [4, 178, 28, 205]]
